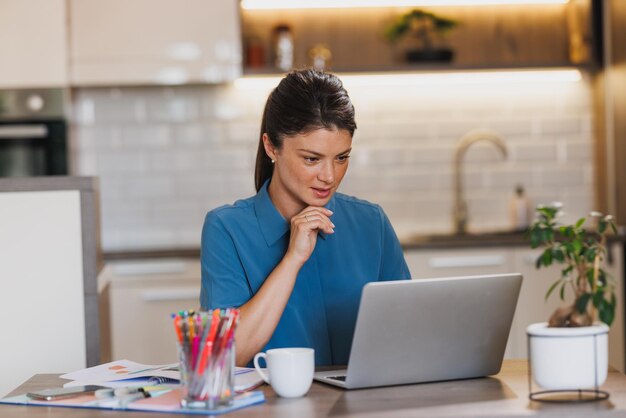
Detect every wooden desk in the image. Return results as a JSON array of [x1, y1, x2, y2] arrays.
[[3, 360, 626, 417]]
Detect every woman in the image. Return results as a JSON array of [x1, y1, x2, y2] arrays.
[[200, 69, 411, 366]]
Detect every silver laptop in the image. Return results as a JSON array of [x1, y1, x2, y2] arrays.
[[314, 273, 522, 389]]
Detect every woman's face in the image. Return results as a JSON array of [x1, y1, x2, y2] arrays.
[[264, 128, 352, 218]]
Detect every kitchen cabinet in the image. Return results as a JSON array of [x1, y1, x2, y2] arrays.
[[241, 1, 596, 74], [0, 0, 68, 88], [69, 0, 241, 86], [101, 259, 201, 365], [405, 241, 625, 372], [405, 248, 514, 280]]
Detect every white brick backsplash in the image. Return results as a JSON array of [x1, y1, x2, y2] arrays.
[[486, 120, 534, 137], [435, 121, 493, 140], [175, 229, 203, 247], [72, 76, 595, 251], [462, 145, 509, 164], [97, 152, 149, 173], [538, 166, 587, 187], [438, 169, 484, 190], [197, 148, 255, 170], [152, 200, 202, 224], [113, 229, 178, 250], [581, 114, 593, 134], [75, 153, 98, 176], [539, 117, 583, 135], [121, 125, 171, 149], [172, 123, 222, 146], [171, 150, 203, 172], [466, 191, 513, 225], [73, 97, 95, 126], [128, 175, 176, 198], [565, 141, 592, 161], [584, 164, 594, 186], [146, 93, 200, 123], [225, 121, 259, 143], [510, 142, 557, 161], [173, 172, 229, 197], [484, 166, 534, 189], [374, 121, 436, 141]]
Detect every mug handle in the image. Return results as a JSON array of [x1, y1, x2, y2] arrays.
[[253, 352, 270, 384]]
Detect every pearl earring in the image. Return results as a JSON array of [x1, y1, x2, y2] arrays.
[[271, 159, 275, 163]]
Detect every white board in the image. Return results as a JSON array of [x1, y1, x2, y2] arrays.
[[0, 190, 85, 397]]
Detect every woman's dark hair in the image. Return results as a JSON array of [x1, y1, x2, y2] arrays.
[[254, 69, 357, 192]]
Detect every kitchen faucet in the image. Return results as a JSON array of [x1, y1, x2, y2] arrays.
[[453, 129, 508, 234]]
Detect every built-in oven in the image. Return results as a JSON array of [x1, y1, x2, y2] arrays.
[[0, 89, 68, 177]]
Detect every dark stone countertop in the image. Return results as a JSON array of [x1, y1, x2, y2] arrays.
[[103, 228, 626, 260], [399, 230, 530, 250]]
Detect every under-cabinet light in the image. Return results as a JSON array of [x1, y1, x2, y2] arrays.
[[233, 69, 582, 90], [241, 0, 569, 10]]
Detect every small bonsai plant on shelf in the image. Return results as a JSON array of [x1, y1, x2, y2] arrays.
[[384, 9, 458, 63], [529, 203, 617, 328]]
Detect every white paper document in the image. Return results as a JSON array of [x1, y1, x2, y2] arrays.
[[61, 359, 265, 392]]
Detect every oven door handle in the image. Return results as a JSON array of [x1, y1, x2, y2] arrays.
[[0, 125, 48, 139]]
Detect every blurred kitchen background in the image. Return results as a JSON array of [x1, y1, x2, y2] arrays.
[[2, 0, 626, 397]]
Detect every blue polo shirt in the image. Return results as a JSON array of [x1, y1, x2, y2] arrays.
[[200, 180, 411, 365]]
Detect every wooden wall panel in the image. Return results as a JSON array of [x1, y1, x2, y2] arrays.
[[593, 70, 608, 214], [608, 0, 626, 224]]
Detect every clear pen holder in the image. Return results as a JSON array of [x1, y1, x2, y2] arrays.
[[178, 340, 235, 410]]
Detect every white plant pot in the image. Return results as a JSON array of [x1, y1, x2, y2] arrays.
[[527, 322, 609, 390]]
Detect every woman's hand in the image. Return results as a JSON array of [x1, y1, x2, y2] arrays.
[[285, 207, 334, 266]]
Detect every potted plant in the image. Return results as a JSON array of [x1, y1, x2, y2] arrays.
[[527, 203, 617, 394], [384, 9, 458, 64]]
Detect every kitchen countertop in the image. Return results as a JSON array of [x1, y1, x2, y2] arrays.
[[102, 231, 534, 260], [104, 230, 626, 260], [399, 230, 531, 250]]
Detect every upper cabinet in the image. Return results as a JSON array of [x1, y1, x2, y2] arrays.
[[241, 0, 597, 74], [0, 0, 68, 88], [69, 0, 242, 86]]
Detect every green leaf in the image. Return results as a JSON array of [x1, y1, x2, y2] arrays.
[[586, 247, 596, 263], [599, 301, 615, 326], [599, 220, 607, 234], [530, 229, 541, 248], [572, 240, 583, 255], [575, 293, 592, 313], [545, 279, 561, 301], [561, 265, 574, 277], [542, 248, 553, 266], [611, 222, 618, 234], [575, 217, 586, 229], [553, 247, 565, 263], [593, 289, 604, 307], [559, 282, 566, 301]]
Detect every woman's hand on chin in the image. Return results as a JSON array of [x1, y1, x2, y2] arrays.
[[285, 206, 334, 266]]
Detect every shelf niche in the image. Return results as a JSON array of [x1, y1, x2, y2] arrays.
[[241, 1, 595, 74]]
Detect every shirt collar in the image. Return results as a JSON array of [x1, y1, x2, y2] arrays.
[[254, 179, 336, 247]]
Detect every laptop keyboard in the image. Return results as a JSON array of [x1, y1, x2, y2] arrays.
[[327, 375, 347, 382]]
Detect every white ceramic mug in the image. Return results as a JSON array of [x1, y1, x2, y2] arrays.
[[253, 347, 314, 398]]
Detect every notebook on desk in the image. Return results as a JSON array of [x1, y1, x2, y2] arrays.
[[314, 273, 523, 389]]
